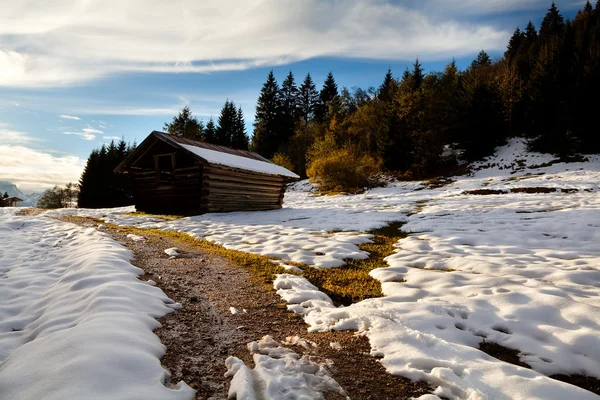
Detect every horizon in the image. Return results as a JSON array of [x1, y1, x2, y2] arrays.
[[0, 0, 582, 192]]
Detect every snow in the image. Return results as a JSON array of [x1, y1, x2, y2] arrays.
[[0, 214, 194, 400], [180, 143, 300, 179], [164, 247, 180, 257], [35, 138, 600, 399], [225, 335, 347, 400]]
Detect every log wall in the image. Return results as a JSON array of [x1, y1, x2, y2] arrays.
[[201, 165, 285, 212], [131, 165, 203, 214]]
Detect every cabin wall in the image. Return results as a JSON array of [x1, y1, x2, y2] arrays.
[[201, 165, 286, 212], [129, 146, 204, 214]]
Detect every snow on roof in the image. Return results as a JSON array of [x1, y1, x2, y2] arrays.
[[180, 143, 299, 179]]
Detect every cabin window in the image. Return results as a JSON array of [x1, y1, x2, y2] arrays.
[[155, 153, 175, 186]]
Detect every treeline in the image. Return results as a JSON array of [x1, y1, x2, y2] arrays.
[[37, 183, 79, 209], [244, 2, 600, 189], [78, 139, 136, 208], [164, 102, 249, 150]]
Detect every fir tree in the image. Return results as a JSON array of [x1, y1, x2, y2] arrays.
[[215, 100, 238, 147], [280, 71, 300, 143], [251, 70, 282, 158], [315, 72, 338, 122], [378, 68, 397, 102], [163, 106, 204, 139], [539, 2, 565, 39], [231, 106, 249, 150], [470, 50, 492, 70], [204, 118, 216, 143], [298, 73, 319, 124], [505, 27, 524, 61], [412, 58, 424, 90]]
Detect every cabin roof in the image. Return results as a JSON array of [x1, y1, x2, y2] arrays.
[[5, 197, 23, 202], [115, 131, 299, 179]]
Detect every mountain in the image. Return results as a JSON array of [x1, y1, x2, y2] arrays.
[[0, 181, 42, 207]]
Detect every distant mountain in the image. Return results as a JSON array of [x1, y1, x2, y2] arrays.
[[0, 181, 43, 207]]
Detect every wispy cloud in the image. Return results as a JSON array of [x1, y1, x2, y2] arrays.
[[62, 127, 103, 141], [0, 126, 39, 145], [0, 0, 513, 87], [0, 144, 85, 192], [103, 135, 121, 141], [59, 114, 81, 120]]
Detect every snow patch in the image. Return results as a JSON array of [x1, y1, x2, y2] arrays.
[[225, 335, 346, 400]]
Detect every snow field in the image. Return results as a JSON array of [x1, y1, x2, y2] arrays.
[[39, 138, 600, 399], [0, 214, 194, 400]]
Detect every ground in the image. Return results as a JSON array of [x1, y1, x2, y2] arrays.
[[2, 138, 600, 399]]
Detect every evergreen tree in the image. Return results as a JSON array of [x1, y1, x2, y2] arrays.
[[215, 100, 238, 147], [298, 73, 319, 124], [78, 141, 136, 208], [539, 2, 565, 39], [280, 71, 300, 143], [412, 58, 424, 90], [470, 50, 492, 70], [251, 70, 282, 158], [231, 106, 249, 150], [204, 117, 216, 143], [505, 27, 524, 61], [377, 68, 397, 102], [163, 106, 204, 139], [315, 72, 338, 122]]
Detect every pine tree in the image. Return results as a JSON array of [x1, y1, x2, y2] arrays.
[[204, 118, 216, 143], [505, 27, 524, 61], [412, 58, 424, 90], [280, 71, 300, 144], [298, 73, 319, 124], [315, 72, 338, 122], [378, 68, 397, 102], [163, 106, 204, 139], [524, 21, 538, 44], [78, 141, 135, 208], [215, 100, 238, 147], [470, 50, 492, 70], [231, 106, 249, 150], [539, 2, 565, 39], [251, 70, 282, 158]]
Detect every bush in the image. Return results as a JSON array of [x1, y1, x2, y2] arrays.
[[272, 153, 294, 171], [307, 147, 380, 193]]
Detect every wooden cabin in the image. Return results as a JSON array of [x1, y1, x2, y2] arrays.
[[4, 197, 23, 207], [114, 131, 299, 214]]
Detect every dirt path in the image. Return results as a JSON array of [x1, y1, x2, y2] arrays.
[[57, 216, 432, 400]]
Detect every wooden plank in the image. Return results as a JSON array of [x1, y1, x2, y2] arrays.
[[203, 181, 283, 193], [202, 187, 282, 197], [203, 173, 284, 187], [203, 177, 283, 190], [204, 167, 285, 183]]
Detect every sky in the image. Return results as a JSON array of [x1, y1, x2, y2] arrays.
[[0, 0, 583, 193]]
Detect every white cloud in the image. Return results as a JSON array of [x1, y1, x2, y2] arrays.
[[0, 128, 39, 145], [59, 114, 80, 120], [103, 136, 121, 141], [0, 0, 513, 87], [62, 128, 103, 141], [0, 144, 85, 192]]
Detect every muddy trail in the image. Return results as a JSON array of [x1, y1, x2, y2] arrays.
[[58, 216, 432, 400]]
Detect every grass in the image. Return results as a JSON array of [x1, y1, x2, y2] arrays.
[[124, 211, 185, 220], [64, 216, 407, 307], [300, 221, 408, 306]]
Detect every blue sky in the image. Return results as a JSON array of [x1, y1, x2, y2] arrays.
[[0, 0, 582, 192]]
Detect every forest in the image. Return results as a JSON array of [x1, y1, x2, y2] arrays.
[[75, 2, 600, 206]]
